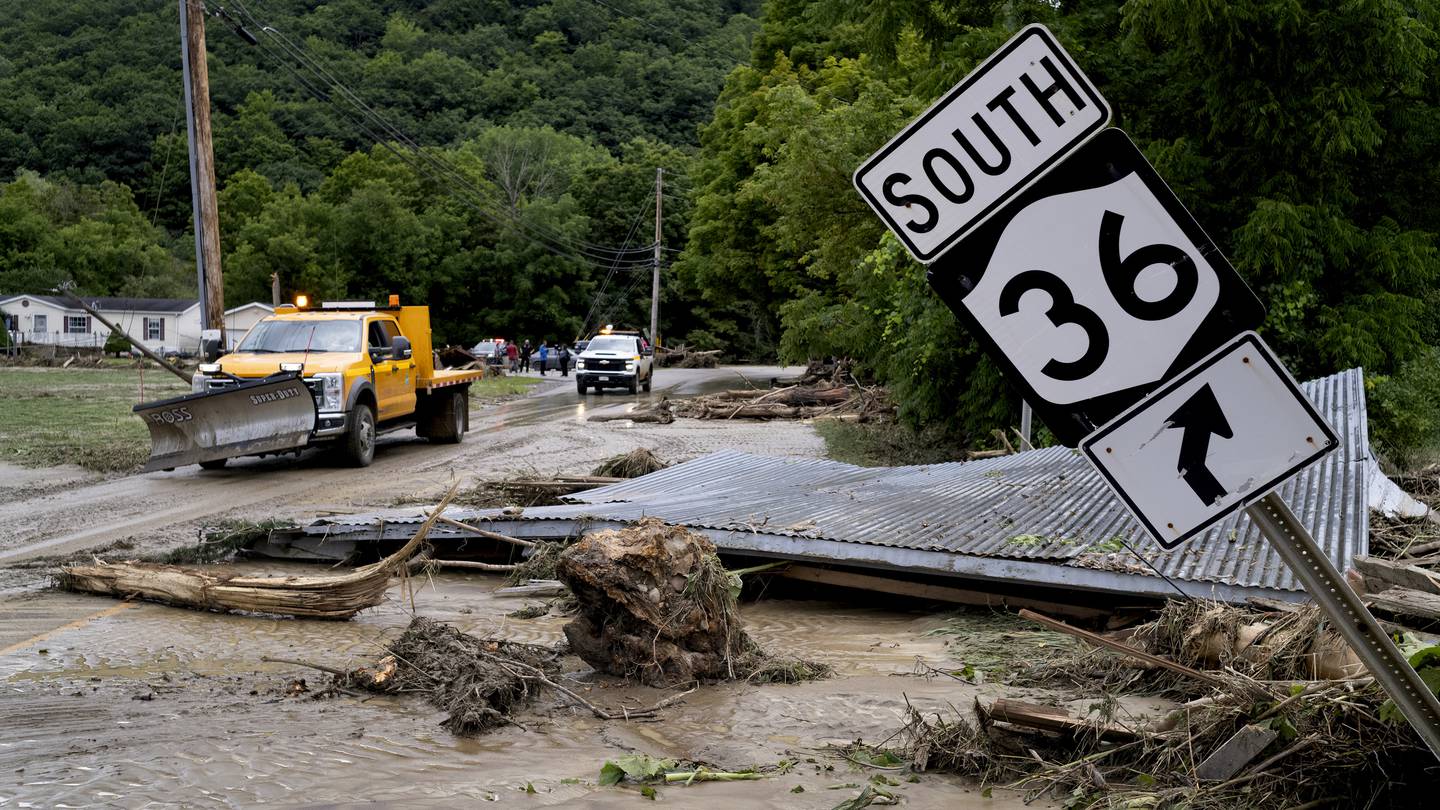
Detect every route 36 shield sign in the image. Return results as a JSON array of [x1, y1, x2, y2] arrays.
[[927, 129, 1264, 444]]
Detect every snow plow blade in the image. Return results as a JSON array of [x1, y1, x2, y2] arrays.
[[135, 373, 318, 471]]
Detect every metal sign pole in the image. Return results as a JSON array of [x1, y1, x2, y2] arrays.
[[1247, 491, 1440, 758]]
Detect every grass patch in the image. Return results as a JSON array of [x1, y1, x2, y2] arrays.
[[468, 375, 544, 398], [0, 366, 190, 472], [815, 420, 971, 467]]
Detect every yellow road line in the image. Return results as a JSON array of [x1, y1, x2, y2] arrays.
[[0, 600, 136, 656]]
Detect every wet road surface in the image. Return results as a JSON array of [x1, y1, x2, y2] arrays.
[[0, 566, 1076, 808]]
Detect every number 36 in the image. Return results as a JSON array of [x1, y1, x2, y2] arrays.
[[997, 210, 1198, 381]]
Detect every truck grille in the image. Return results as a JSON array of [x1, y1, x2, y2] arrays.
[[587, 358, 625, 371], [205, 376, 324, 409]]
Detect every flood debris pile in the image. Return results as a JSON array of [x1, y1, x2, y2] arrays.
[[669, 382, 892, 422], [556, 517, 828, 685], [591, 448, 670, 478], [654, 344, 721, 368], [458, 474, 623, 508], [345, 616, 563, 735], [892, 600, 1439, 809], [160, 520, 296, 565]]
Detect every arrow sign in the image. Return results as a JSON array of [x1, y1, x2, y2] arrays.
[[1080, 333, 1336, 549], [1165, 384, 1233, 505]]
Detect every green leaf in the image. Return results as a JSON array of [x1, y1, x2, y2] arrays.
[[640, 785, 657, 800], [791, 785, 806, 793], [599, 762, 626, 787], [525, 782, 536, 794]]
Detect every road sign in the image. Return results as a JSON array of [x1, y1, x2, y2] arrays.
[[1080, 332, 1337, 549], [853, 23, 1109, 263], [928, 129, 1264, 444]]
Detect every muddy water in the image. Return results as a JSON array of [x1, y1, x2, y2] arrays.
[[1, 566, 1061, 808]]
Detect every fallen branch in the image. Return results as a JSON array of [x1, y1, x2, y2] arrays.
[[1017, 608, 1245, 694], [58, 486, 457, 619], [436, 515, 536, 548]]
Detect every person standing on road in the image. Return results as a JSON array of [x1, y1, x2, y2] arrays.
[[538, 342, 549, 375], [558, 343, 571, 377], [506, 340, 519, 372], [520, 339, 532, 373]]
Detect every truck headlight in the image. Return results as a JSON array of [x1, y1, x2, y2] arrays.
[[576, 360, 586, 369], [625, 361, 636, 371], [315, 372, 343, 411], [191, 373, 208, 393]]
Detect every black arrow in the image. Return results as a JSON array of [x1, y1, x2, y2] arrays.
[[1164, 384, 1233, 505]]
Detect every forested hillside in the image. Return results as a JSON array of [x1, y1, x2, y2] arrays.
[[677, 0, 1440, 458], [0, 0, 758, 342]]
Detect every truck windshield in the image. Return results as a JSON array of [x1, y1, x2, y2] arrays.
[[237, 320, 361, 353], [586, 336, 636, 353]]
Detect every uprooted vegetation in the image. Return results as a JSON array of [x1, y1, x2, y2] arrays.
[[876, 600, 1440, 808], [343, 616, 564, 735], [556, 518, 830, 685], [591, 447, 669, 478]]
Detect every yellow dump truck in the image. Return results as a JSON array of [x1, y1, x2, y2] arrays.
[[134, 297, 483, 471]]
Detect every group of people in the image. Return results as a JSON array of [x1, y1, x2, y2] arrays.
[[489, 338, 574, 376]]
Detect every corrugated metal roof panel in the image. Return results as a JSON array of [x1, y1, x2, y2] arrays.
[[298, 368, 1370, 601]]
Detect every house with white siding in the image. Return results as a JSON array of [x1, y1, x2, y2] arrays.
[[0, 295, 273, 355]]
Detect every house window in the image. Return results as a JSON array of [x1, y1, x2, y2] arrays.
[[33, 314, 47, 333], [144, 317, 165, 340], [2, 314, 15, 331], [65, 315, 90, 334]]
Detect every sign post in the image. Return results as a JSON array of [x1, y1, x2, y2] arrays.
[[853, 23, 1440, 758]]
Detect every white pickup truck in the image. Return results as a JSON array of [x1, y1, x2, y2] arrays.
[[575, 333, 653, 394]]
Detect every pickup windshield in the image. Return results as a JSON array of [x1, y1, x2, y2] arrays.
[[237, 320, 361, 353], [586, 336, 637, 353]]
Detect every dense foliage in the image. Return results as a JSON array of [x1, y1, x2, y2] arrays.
[[678, 0, 1440, 454], [0, 0, 754, 342]]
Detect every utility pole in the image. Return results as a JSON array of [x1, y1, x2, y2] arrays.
[[270, 273, 281, 307], [180, 0, 225, 344], [650, 167, 662, 348]]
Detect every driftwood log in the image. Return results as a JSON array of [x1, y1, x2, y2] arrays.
[[57, 488, 455, 619]]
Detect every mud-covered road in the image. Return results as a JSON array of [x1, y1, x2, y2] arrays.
[[0, 367, 1091, 807], [0, 366, 817, 574]]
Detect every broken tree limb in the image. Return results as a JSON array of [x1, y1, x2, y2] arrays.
[[1017, 608, 1240, 694], [587, 405, 674, 423], [436, 515, 536, 548], [424, 559, 518, 572], [58, 485, 457, 619], [1353, 556, 1440, 596], [781, 565, 1105, 621], [1364, 587, 1440, 624], [988, 699, 1140, 740], [493, 580, 568, 598], [66, 293, 192, 384]]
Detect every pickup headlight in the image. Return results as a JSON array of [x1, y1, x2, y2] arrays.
[[576, 359, 586, 369], [625, 361, 636, 371], [314, 372, 344, 411], [191, 373, 208, 393]]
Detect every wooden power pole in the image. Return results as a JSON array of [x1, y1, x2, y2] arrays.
[[180, 0, 225, 343], [650, 168, 662, 347]]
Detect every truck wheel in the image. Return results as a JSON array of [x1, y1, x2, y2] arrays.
[[627, 375, 638, 394], [642, 371, 652, 393], [430, 390, 466, 444], [576, 379, 587, 395], [344, 403, 376, 467], [198, 458, 227, 470]]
